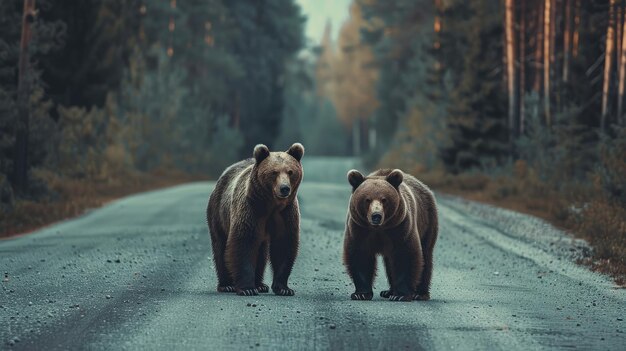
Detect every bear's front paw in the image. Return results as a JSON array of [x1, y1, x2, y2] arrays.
[[414, 293, 430, 301], [217, 286, 236, 293], [388, 294, 413, 302], [350, 292, 373, 301], [272, 286, 295, 296], [236, 288, 259, 296], [380, 290, 392, 298], [257, 283, 270, 293]]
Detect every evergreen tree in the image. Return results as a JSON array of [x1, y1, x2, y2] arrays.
[[225, 0, 304, 153], [358, 0, 438, 159], [0, 0, 305, 207], [37, 0, 141, 110], [440, 0, 508, 171], [0, 0, 63, 196]]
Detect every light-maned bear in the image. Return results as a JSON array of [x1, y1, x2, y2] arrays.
[[207, 143, 304, 296]]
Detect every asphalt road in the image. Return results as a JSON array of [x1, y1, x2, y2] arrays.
[[1, 158, 624, 350]]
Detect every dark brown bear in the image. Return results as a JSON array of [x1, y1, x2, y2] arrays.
[[343, 168, 438, 302], [207, 143, 304, 296]]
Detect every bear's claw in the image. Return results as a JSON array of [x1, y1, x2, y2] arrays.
[[273, 287, 295, 296], [381, 290, 430, 300], [350, 292, 373, 301], [257, 284, 270, 293], [388, 294, 413, 302], [217, 286, 236, 293], [236, 288, 259, 296], [414, 293, 430, 301]]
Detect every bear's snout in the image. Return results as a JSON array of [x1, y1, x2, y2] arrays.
[[274, 172, 293, 199], [371, 212, 383, 225], [368, 199, 384, 226], [279, 184, 291, 198]]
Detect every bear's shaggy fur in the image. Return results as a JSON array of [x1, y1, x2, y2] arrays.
[[207, 143, 304, 296], [343, 168, 438, 301]]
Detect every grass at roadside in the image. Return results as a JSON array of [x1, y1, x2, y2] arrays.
[[416, 166, 626, 286], [0, 170, 207, 239]]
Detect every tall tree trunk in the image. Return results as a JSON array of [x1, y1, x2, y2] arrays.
[[549, 0, 556, 67], [506, 0, 518, 138], [573, 0, 581, 58], [602, 0, 616, 130], [518, 0, 526, 134], [550, 0, 558, 111], [534, 0, 544, 93], [434, 0, 442, 72], [13, 0, 36, 194], [617, 2, 623, 67], [543, 0, 552, 126], [563, 0, 572, 83], [618, 1, 626, 125]]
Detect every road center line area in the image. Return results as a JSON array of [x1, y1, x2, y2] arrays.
[[1, 159, 624, 350]]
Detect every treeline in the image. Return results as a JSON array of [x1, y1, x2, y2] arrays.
[[354, 0, 625, 189], [353, 0, 625, 269], [0, 0, 303, 210]]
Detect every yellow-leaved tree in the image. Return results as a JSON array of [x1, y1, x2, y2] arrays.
[[334, 3, 379, 125], [333, 3, 379, 154], [314, 2, 379, 155]]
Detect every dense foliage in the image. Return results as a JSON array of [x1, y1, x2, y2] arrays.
[[353, 0, 624, 271], [355, 0, 624, 184], [0, 0, 304, 209]]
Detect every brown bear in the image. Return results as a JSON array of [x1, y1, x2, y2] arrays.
[[207, 143, 304, 296], [343, 168, 438, 302]]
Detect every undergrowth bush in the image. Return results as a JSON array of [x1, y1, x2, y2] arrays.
[[380, 117, 626, 283]]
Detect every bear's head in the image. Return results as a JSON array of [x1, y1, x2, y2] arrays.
[[252, 143, 305, 202], [347, 169, 404, 228]]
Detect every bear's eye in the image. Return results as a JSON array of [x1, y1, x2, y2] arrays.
[[365, 198, 371, 203], [272, 171, 279, 176], [381, 198, 387, 203], [287, 170, 293, 176]]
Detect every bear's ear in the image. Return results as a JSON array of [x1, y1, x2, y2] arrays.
[[286, 143, 304, 162], [347, 170, 365, 190], [386, 169, 403, 188], [253, 144, 270, 164]]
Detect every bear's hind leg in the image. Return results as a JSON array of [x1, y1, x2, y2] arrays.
[[209, 222, 235, 293], [255, 242, 269, 293], [225, 220, 260, 296], [269, 206, 300, 296], [380, 257, 394, 299], [388, 244, 422, 302], [414, 248, 432, 301], [415, 225, 437, 301], [345, 242, 376, 301], [269, 235, 297, 296]]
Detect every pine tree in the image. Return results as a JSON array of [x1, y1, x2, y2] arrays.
[[441, 0, 508, 171], [359, 0, 436, 160], [0, 0, 63, 196]]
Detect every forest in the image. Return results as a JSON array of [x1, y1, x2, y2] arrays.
[[0, 1, 624, 280], [314, 0, 625, 281], [0, 0, 306, 233]]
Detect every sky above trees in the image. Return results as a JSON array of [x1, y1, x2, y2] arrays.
[[296, 0, 351, 43]]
